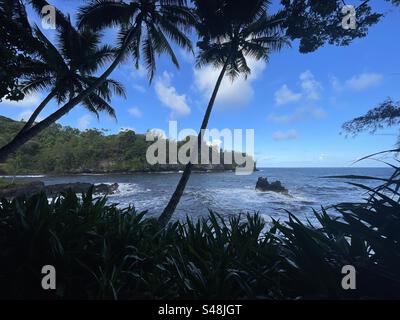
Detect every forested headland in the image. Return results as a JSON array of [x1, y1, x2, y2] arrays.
[[0, 116, 252, 175]]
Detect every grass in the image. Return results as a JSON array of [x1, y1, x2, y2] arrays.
[[0, 158, 400, 299]]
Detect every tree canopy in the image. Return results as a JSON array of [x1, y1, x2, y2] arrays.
[[280, 0, 382, 53], [0, 0, 43, 101], [342, 99, 400, 143]]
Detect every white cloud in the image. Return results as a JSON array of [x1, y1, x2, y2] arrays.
[[299, 70, 322, 100], [268, 107, 326, 124], [128, 107, 142, 118], [319, 153, 328, 161], [135, 64, 148, 78], [272, 129, 298, 141], [330, 75, 343, 91], [125, 63, 147, 79], [155, 71, 191, 118], [119, 126, 135, 132], [331, 72, 384, 92], [345, 72, 383, 91], [117, 63, 148, 85], [147, 128, 167, 139], [194, 57, 266, 109], [77, 114, 92, 130], [268, 110, 302, 124], [274, 84, 302, 106], [2, 93, 41, 108], [180, 48, 196, 64], [309, 107, 327, 119], [132, 84, 146, 93], [206, 139, 222, 148], [273, 70, 322, 106]]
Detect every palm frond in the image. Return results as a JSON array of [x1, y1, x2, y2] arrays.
[[195, 0, 287, 81], [118, 18, 143, 66], [80, 75, 126, 101], [155, 14, 193, 53], [78, 45, 116, 74], [97, 78, 126, 100], [148, 24, 179, 69], [142, 33, 156, 82], [32, 25, 68, 73], [20, 77, 54, 95], [84, 93, 117, 119], [77, 0, 138, 31], [159, 4, 197, 32], [27, 0, 72, 30]]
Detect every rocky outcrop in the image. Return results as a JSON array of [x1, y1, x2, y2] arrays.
[[0, 182, 119, 199], [0, 181, 45, 198], [93, 183, 119, 195], [255, 177, 288, 194], [45, 183, 93, 197]]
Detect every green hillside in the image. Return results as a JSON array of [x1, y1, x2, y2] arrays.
[[0, 116, 250, 174]]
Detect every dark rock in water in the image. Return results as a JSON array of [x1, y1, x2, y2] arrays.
[[0, 181, 45, 198], [0, 182, 119, 199], [93, 183, 119, 195], [45, 183, 93, 197], [45, 182, 119, 197], [255, 177, 288, 194]]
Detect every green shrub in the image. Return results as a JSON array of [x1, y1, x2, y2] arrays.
[[0, 189, 285, 299], [0, 178, 7, 188], [0, 161, 400, 299]]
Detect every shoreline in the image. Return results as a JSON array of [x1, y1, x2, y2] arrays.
[[0, 166, 389, 177], [0, 169, 234, 179], [1, 167, 261, 178]]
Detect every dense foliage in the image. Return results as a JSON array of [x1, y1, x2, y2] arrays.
[[0, 0, 43, 101], [0, 116, 247, 174], [0, 160, 399, 299], [280, 0, 382, 53], [342, 98, 400, 145]]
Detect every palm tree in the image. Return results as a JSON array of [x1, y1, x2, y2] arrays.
[[1, 20, 125, 155], [15, 24, 125, 136], [158, 0, 288, 226], [0, 0, 195, 162]]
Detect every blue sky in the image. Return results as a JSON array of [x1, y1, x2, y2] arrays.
[[1, 0, 400, 167]]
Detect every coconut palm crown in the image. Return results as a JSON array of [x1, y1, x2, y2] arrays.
[[195, 0, 289, 79], [77, 0, 196, 81], [23, 23, 125, 121]]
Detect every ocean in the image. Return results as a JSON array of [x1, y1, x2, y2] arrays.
[[4, 167, 393, 223]]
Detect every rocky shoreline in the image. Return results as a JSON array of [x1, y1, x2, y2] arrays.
[[0, 161, 257, 176], [0, 167, 253, 176], [0, 182, 119, 199]]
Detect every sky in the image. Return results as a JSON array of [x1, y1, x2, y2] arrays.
[[1, 0, 400, 167]]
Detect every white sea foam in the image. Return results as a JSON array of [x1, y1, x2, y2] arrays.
[[210, 186, 315, 206], [109, 183, 140, 197], [0, 175, 46, 178]]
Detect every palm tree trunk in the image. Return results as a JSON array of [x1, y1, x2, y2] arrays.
[[0, 28, 137, 163], [16, 89, 56, 137], [158, 59, 230, 227]]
